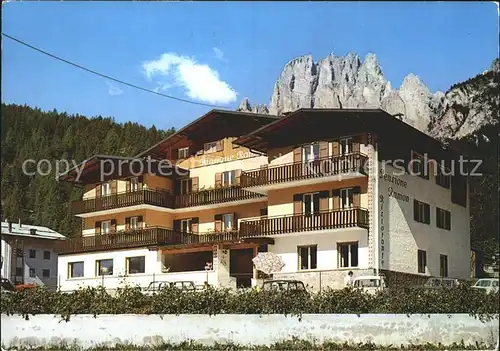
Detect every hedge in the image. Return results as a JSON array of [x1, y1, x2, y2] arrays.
[[1, 285, 498, 321]]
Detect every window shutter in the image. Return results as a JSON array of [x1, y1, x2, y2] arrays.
[[353, 186, 361, 207], [293, 193, 303, 215], [95, 221, 102, 234], [215, 173, 222, 187], [172, 148, 179, 160], [446, 211, 451, 230], [319, 190, 329, 211], [138, 215, 144, 227], [352, 135, 360, 153], [260, 208, 268, 216], [191, 217, 199, 233], [232, 212, 238, 230], [125, 217, 130, 230], [216, 140, 224, 152], [111, 180, 117, 194], [413, 200, 419, 221], [110, 219, 117, 233], [126, 181, 131, 193], [293, 147, 302, 163], [235, 169, 242, 186], [96, 184, 101, 197], [332, 189, 341, 210], [214, 214, 222, 232], [191, 177, 199, 192], [173, 219, 181, 231], [424, 203, 431, 224], [138, 176, 144, 189], [319, 142, 329, 158], [174, 179, 182, 194], [332, 141, 340, 156]]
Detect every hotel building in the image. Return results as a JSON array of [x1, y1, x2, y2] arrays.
[[57, 109, 470, 291]]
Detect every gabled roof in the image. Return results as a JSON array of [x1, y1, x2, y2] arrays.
[[234, 108, 465, 161], [136, 109, 279, 159], [1, 221, 66, 240]]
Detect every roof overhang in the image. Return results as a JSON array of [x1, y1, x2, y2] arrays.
[[234, 108, 467, 164], [137, 109, 279, 159], [58, 155, 188, 185]]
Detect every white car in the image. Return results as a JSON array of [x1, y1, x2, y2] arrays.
[[352, 275, 386, 294], [472, 278, 499, 294]]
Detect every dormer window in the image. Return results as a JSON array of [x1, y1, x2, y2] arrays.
[[204, 142, 217, 154], [178, 147, 189, 159]]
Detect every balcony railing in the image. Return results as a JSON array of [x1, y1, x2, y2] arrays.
[[72, 189, 174, 215], [175, 186, 264, 208], [58, 227, 242, 254], [240, 153, 368, 188], [239, 208, 369, 237]]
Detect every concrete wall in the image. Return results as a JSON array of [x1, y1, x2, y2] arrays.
[[2, 314, 497, 349], [378, 163, 470, 279]]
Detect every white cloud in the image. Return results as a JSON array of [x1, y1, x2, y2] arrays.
[[106, 82, 123, 96], [213, 47, 226, 62], [142, 53, 237, 105]]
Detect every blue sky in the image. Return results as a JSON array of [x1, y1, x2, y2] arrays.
[[2, 2, 498, 130]]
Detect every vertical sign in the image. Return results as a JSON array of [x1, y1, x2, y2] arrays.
[[379, 194, 385, 269]]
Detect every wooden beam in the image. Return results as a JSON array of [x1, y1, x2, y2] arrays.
[[160, 245, 213, 255]]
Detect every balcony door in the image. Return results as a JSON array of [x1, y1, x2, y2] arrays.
[[303, 193, 320, 228], [302, 143, 320, 163], [340, 188, 354, 209]]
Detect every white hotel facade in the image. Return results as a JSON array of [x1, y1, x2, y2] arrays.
[[57, 109, 471, 292]]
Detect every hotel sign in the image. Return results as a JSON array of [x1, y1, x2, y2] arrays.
[[197, 150, 257, 167]]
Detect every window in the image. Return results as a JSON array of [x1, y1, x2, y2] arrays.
[[414, 200, 431, 224], [43, 251, 51, 260], [29, 249, 36, 259], [68, 262, 84, 278], [130, 216, 139, 230], [101, 182, 111, 196], [338, 242, 359, 268], [222, 213, 234, 231], [440, 254, 448, 277], [29, 268, 36, 278], [340, 137, 353, 155], [178, 147, 189, 159], [436, 208, 451, 230], [302, 143, 320, 162], [411, 151, 429, 180], [435, 166, 451, 189], [101, 220, 111, 234], [303, 193, 320, 215], [130, 177, 140, 192], [204, 141, 217, 154], [222, 170, 236, 186], [181, 219, 192, 233], [42, 269, 50, 278], [127, 256, 146, 274], [96, 259, 113, 276], [180, 178, 192, 195], [418, 250, 427, 274], [340, 188, 354, 209], [298, 245, 317, 270], [15, 267, 23, 277]]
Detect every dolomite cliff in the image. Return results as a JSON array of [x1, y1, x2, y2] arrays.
[[237, 54, 499, 140]]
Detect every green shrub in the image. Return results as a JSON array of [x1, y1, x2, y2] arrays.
[[1, 285, 498, 321]]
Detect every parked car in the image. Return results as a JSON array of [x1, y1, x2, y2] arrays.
[[352, 275, 386, 294], [423, 277, 461, 289], [261, 280, 308, 294], [169, 281, 197, 292], [143, 281, 170, 294], [471, 278, 499, 294]]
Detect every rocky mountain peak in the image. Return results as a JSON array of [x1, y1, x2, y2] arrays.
[[238, 53, 498, 140]]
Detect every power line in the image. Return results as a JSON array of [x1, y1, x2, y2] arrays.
[[2, 32, 227, 109]]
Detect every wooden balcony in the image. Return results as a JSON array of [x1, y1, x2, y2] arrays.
[[72, 189, 174, 215], [240, 153, 368, 188], [239, 208, 369, 237], [175, 186, 265, 208], [58, 227, 242, 254]]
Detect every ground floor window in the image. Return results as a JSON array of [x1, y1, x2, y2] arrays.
[[417, 250, 427, 274], [42, 269, 50, 278], [96, 259, 113, 276], [297, 245, 317, 270], [68, 261, 84, 278], [29, 268, 36, 278], [127, 256, 146, 274], [440, 254, 448, 277], [338, 242, 358, 268]]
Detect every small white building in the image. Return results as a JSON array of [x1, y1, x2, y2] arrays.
[[1, 221, 66, 290]]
